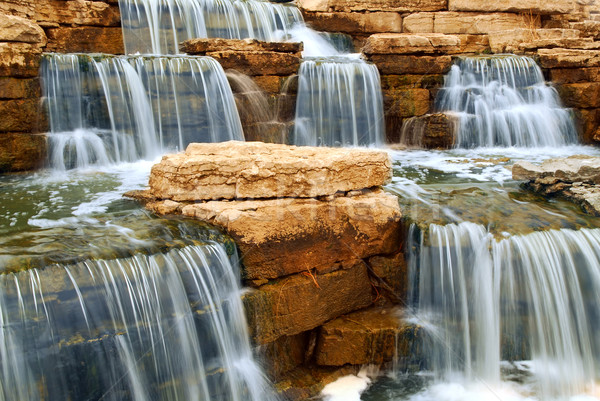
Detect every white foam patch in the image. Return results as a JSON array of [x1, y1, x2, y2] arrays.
[[321, 367, 377, 401]]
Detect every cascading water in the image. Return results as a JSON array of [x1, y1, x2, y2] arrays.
[[436, 55, 578, 148], [406, 222, 600, 399], [0, 241, 275, 401], [293, 57, 385, 147], [118, 0, 303, 54], [43, 53, 243, 169]]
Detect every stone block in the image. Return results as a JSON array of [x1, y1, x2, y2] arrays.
[[176, 189, 402, 280], [147, 141, 392, 201], [434, 12, 534, 35], [0, 13, 46, 45], [0, 77, 41, 99], [538, 48, 600, 69], [363, 33, 461, 55], [181, 38, 303, 55], [488, 28, 581, 53], [0, 42, 42, 78], [403, 13, 434, 33], [368, 54, 452, 75], [34, 0, 121, 27], [0, 98, 43, 131], [399, 112, 458, 149], [205, 51, 300, 76], [243, 262, 374, 344], [575, 108, 600, 143], [557, 82, 600, 108], [0, 132, 46, 173], [45, 27, 124, 54], [259, 333, 309, 380], [379, 74, 444, 90], [456, 34, 490, 53], [302, 12, 402, 34], [298, 0, 446, 13], [448, 0, 575, 15], [368, 252, 407, 297], [383, 88, 431, 118]]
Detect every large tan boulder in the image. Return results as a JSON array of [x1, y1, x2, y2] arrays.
[[513, 156, 600, 183], [243, 261, 374, 344], [448, 0, 575, 15], [148, 141, 392, 201], [165, 188, 402, 280], [0, 13, 46, 45], [363, 33, 461, 55], [297, 0, 445, 13]]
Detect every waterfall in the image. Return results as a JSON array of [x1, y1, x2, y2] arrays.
[[436, 55, 578, 148], [42, 53, 243, 169], [118, 0, 303, 54], [408, 222, 600, 398], [293, 57, 385, 147], [0, 242, 274, 401]]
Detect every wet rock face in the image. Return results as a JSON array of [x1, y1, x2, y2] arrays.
[[513, 155, 600, 216]]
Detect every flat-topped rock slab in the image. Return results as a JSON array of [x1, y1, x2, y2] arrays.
[[180, 38, 303, 55], [513, 155, 600, 184], [148, 141, 392, 201], [363, 33, 461, 55]]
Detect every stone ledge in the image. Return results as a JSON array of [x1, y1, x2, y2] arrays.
[[297, 0, 446, 13], [538, 48, 600, 68], [448, 0, 575, 15], [147, 141, 392, 201], [363, 33, 461, 55], [181, 38, 303, 55]]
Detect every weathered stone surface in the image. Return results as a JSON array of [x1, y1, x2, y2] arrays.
[[302, 11, 402, 34], [368, 54, 452, 75], [260, 333, 309, 380], [399, 113, 458, 149], [0, 13, 46, 44], [565, 184, 600, 216], [34, 0, 121, 27], [550, 68, 600, 84], [368, 252, 407, 298], [0, 98, 43, 131], [488, 28, 581, 53], [575, 108, 600, 143], [243, 261, 374, 344], [557, 82, 600, 108], [0, 77, 40, 99], [0, 42, 42, 77], [404, 12, 534, 35], [383, 88, 431, 118], [0, 132, 46, 172], [449, 0, 575, 15], [538, 48, 600, 69], [45, 27, 124, 54], [379, 74, 444, 90], [148, 141, 392, 201], [297, 0, 446, 13], [456, 34, 490, 53], [205, 51, 300, 76], [181, 38, 303, 55], [363, 33, 461, 55], [315, 307, 414, 366], [174, 189, 402, 280], [513, 155, 600, 184]]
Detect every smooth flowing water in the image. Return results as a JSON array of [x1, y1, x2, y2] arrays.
[[43, 53, 243, 170], [435, 55, 578, 148]]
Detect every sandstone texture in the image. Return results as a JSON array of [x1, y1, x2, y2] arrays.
[[399, 113, 458, 149], [448, 0, 575, 15], [513, 156, 600, 215], [363, 33, 461, 55], [148, 141, 392, 201]]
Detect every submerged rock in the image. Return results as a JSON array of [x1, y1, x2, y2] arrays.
[[513, 155, 600, 216]]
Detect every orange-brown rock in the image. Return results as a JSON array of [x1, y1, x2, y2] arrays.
[[363, 33, 461, 55], [181, 38, 302, 55], [0, 42, 42, 77], [173, 188, 402, 279], [379, 74, 444, 90], [260, 333, 309, 380], [557, 82, 600, 108], [0, 77, 40, 99], [403, 12, 534, 35], [45, 27, 124, 54], [243, 261, 374, 344], [448, 0, 575, 15], [147, 141, 392, 201], [399, 113, 458, 149], [301, 12, 402, 34], [0, 13, 46, 45], [550, 68, 600, 84], [315, 307, 414, 366], [33, 0, 121, 27], [367, 54, 452, 75], [368, 252, 407, 298], [0, 132, 46, 172], [538, 48, 600, 69], [488, 28, 581, 53], [383, 88, 431, 118], [297, 0, 446, 13], [205, 51, 299, 76], [0, 98, 44, 131]]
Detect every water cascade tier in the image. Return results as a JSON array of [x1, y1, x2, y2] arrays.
[[407, 221, 600, 399], [42, 53, 243, 170], [0, 242, 274, 401], [436, 55, 578, 148], [119, 0, 303, 54], [293, 57, 385, 147]]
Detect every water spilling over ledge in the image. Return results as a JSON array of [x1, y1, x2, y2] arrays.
[[42, 53, 243, 170], [435, 55, 578, 148]]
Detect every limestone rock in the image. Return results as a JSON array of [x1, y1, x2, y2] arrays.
[[513, 156, 600, 184], [488, 28, 581, 53], [368, 252, 407, 298], [45, 27, 124, 54], [0, 98, 44, 131], [0, 133, 46, 173], [207, 51, 299, 76], [315, 307, 417, 366], [557, 82, 600, 108], [404, 12, 534, 35], [148, 141, 392, 201], [175, 189, 402, 280], [301, 12, 402, 34], [566, 184, 600, 216], [550, 68, 600, 84], [367, 54, 452, 75], [0, 77, 40, 99], [363, 33, 461, 55], [34, 0, 121, 27], [0, 13, 46, 44], [0, 42, 42, 78], [243, 261, 374, 344], [449, 0, 575, 15], [297, 0, 446, 13], [383, 88, 431, 119], [538, 48, 600, 68], [399, 113, 458, 149], [181, 38, 303, 55]]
